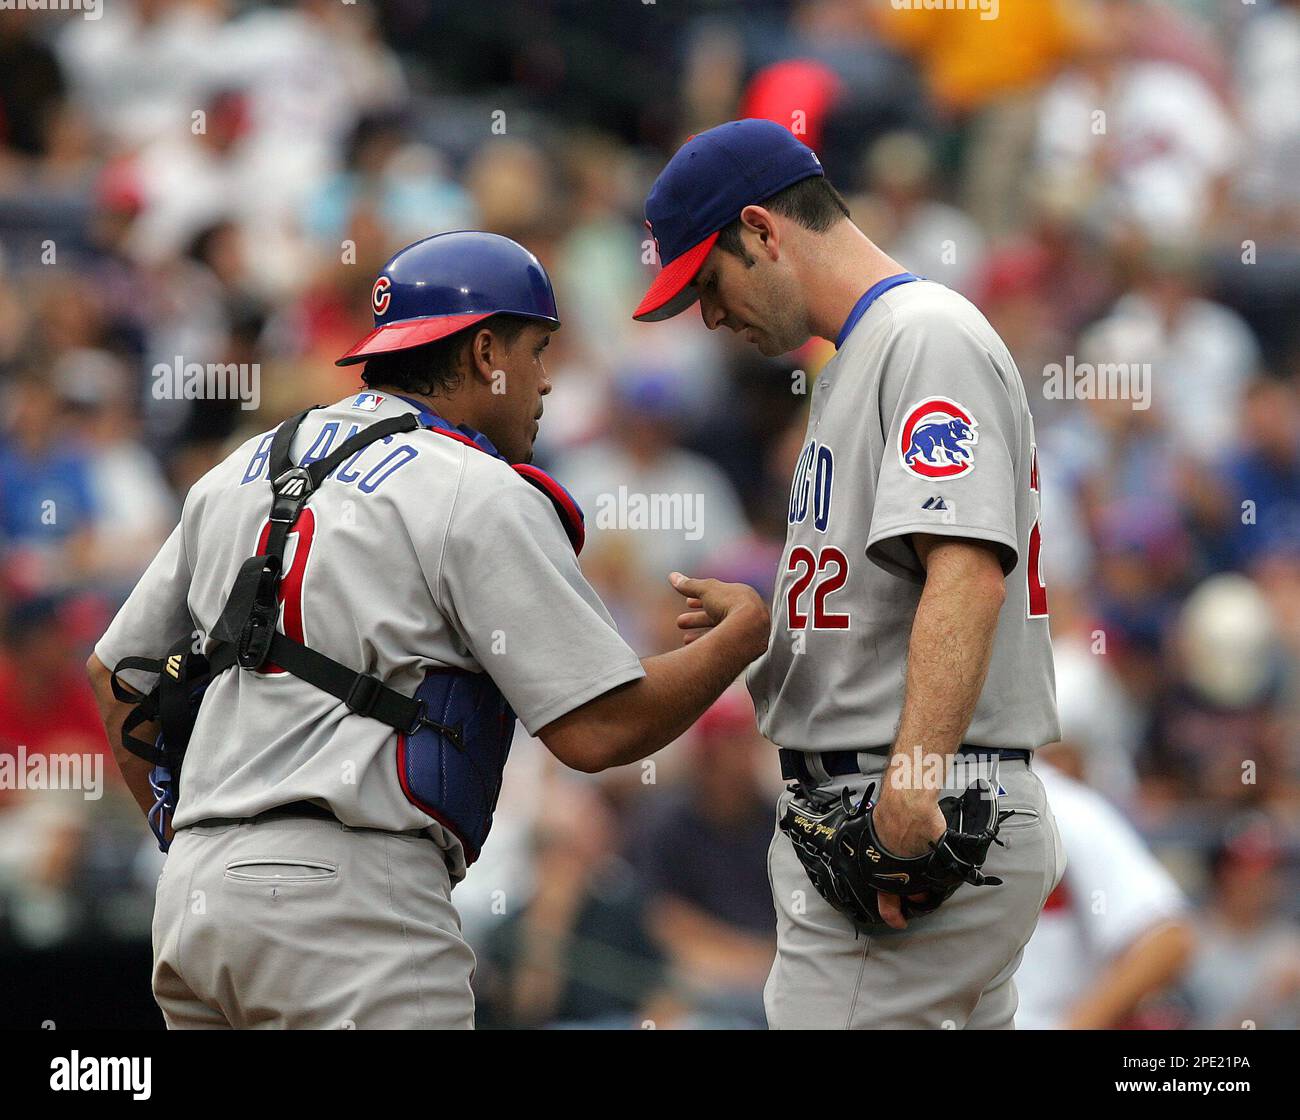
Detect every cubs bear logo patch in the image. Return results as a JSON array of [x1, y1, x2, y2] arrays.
[[898, 397, 979, 480]]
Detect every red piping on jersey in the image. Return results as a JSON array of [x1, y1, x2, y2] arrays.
[[512, 463, 585, 554]]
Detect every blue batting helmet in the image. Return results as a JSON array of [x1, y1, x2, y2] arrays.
[[336, 231, 560, 366]]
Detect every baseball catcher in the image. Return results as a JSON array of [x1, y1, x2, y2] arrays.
[[87, 230, 770, 1029]]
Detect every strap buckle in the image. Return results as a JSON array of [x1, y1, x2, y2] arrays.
[[270, 466, 314, 522], [405, 699, 428, 736], [403, 700, 464, 749], [345, 673, 383, 718], [236, 557, 282, 669]]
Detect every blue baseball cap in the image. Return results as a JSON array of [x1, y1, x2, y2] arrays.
[[633, 119, 824, 322]]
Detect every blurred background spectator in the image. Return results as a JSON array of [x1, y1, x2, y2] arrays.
[[1183, 816, 1300, 1029], [0, 0, 1297, 1029], [1016, 757, 1195, 1030], [474, 779, 673, 1030], [625, 684, 778, 1028]]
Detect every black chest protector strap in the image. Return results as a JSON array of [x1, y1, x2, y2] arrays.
[[204, 407, 453, 738]]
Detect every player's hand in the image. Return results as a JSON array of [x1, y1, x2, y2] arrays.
[[669, 572, 768, 655], [870, 790, 947, 930]]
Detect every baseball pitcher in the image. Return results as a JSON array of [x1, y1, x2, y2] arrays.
[[636, 120, 1067, 1029]]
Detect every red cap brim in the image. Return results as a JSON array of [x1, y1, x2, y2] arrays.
[[335, 312, 494, 367], [632, 232, 719, 322]]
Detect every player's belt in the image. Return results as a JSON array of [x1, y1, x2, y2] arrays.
[[187, 800, 340, 830], [779, 746, 1031, 784], [186, 800, 436, 837]]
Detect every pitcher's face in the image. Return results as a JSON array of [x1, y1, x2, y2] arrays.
[[694, 244, 809, 357]]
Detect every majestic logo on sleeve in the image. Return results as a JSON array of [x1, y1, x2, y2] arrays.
[[899, 397, 979, 479]]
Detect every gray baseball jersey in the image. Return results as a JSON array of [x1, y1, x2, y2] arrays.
[[96, 391, 645, 877], [747, 278, 1059, 752]]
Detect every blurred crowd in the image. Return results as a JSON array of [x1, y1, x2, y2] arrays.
[[0, 0, 1298, 1028]]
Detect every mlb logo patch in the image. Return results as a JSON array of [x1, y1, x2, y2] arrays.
[[899, 396, 978, 480], [352, 392, 385, 412]]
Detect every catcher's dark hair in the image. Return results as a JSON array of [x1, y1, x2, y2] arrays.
[[360, 314, 533, 395], [715, 175, 850, 265]]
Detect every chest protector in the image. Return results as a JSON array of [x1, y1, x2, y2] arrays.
[[112, 406, 584, 861]]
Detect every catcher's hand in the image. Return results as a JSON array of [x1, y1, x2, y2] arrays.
[[779, 777, 1008, 933]]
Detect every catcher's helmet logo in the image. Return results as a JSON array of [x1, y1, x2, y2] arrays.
[[899, 397, 978, 480], [371, 275, 392, 317]]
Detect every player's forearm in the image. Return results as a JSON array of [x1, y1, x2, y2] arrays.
[[885, 540, 1004, 801], [1061, 920, 1196, 1030], [86, 653, 158, 821], [627, 615, 767, 755], [540, 605, 768, 772]]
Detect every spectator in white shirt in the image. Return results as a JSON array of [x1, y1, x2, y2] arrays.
[[1016, 759, 1195, 1029]]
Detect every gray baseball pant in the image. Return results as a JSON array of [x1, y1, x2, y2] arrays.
[[765, 755, 1066, 1030], [151, 814, 476, 1029]]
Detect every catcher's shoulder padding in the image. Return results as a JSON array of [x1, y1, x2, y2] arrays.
[[779, 777, 1008, 931]]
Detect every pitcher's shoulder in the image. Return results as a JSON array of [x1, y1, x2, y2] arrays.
[[877, 281, 1021, 388], [878, 279, 998, 338]]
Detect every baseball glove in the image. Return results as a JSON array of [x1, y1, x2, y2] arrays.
[[779, 777, 1008, 931]]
